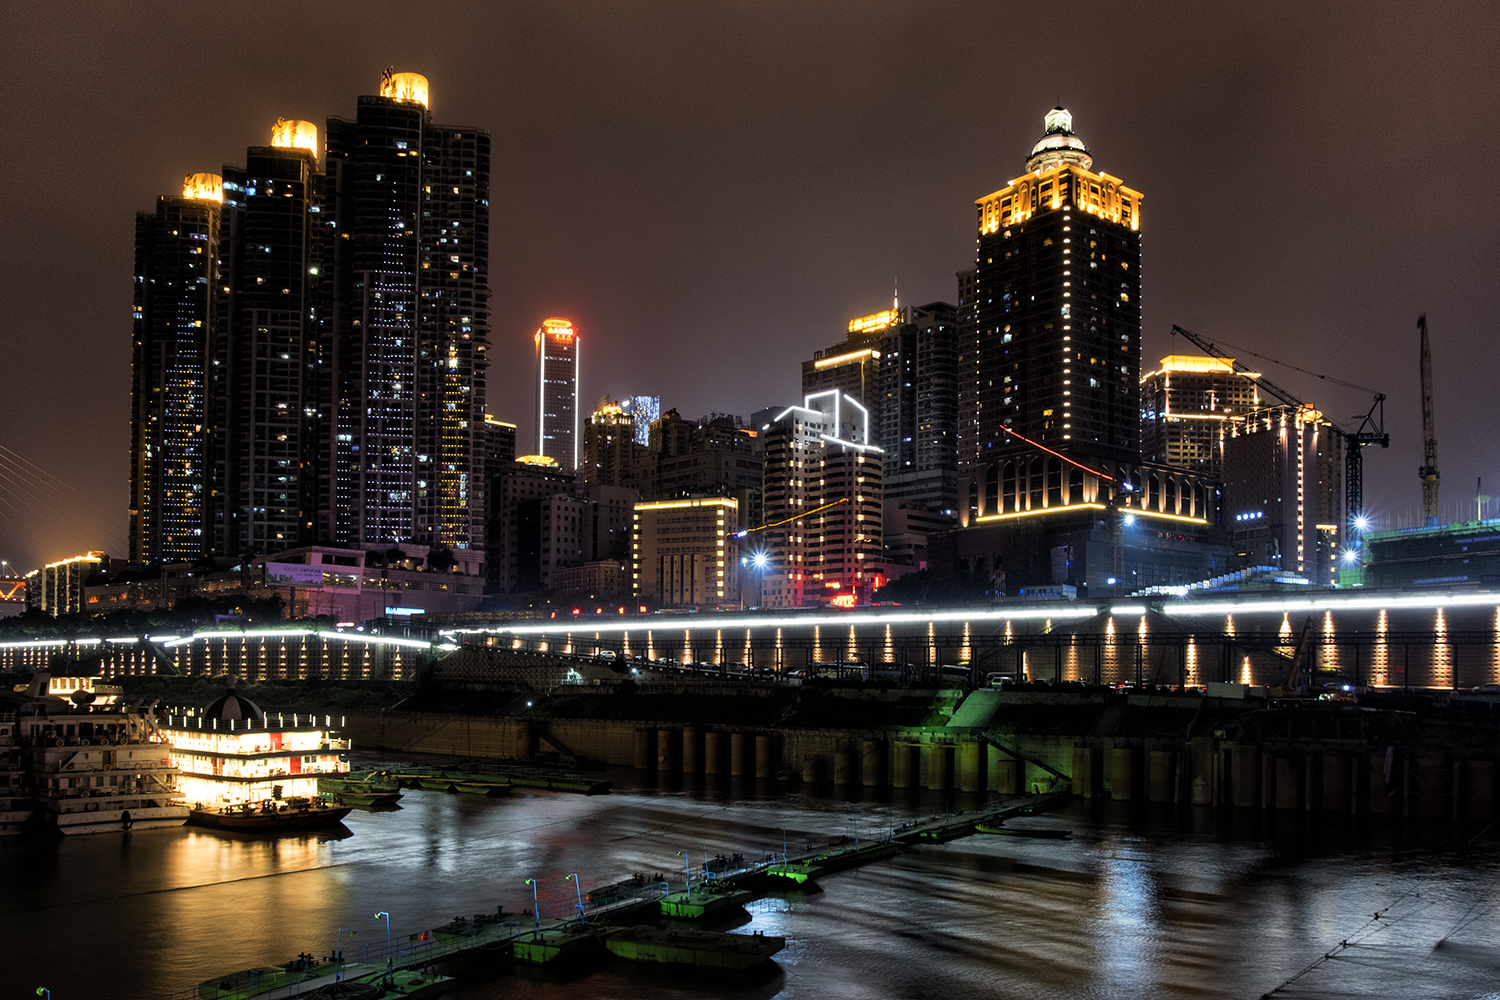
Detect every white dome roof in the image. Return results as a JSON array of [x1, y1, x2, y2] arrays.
[[1025, 107, 1092, 173]]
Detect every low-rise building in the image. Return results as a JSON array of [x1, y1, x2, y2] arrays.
[[633, 496, 740, 608]]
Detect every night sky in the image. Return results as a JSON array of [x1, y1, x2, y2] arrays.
[[3, 1, 1498, 572]]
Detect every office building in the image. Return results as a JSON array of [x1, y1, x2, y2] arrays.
[[487, 456, 575, 593], [130, 176, 222, 564], [515, 484, 637, 592], [534, 317, 579, 470], [963, 106, 1143, 479], [24, 553, 109, 617], [879, 302, 961, 567], [633, 497, 740, 608], [1140, 355, 1262, 479], [761, 391, 883, 608], [1222, 405, 1343, 585], [483, 415, 517, 469]]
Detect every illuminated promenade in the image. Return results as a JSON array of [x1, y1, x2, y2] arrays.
[[9, 588, 1500, 691]]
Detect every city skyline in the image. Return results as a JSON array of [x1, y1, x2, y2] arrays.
[[3, 3, 1499, 571]]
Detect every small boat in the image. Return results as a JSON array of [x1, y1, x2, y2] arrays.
[[318, 770, 403, 806], [190, 796, 351, 832], [974, 823, 1071, 839], [604, 926, 784, 970]]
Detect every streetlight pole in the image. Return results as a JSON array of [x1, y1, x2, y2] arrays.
[[525, 878, 540, 936], [566, 873, 585, 927], [676, 849, 690, 891], [374, 911, 391, 974]]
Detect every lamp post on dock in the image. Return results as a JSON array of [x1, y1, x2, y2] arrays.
[[676, 849, 691, 890], [525, 879, 540, 936], [566, 874, 585, 927], [374, 911, 391, 974]]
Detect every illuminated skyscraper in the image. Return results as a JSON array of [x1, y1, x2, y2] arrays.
[[619, 395, 659, 447], [213, 122, 324, 557], [327, 72, 491, 552], [534, 317, 579, 469], [963, 107, 1143, 481], [1140, 355, 1262, 479], [130, 174, 223, 564]]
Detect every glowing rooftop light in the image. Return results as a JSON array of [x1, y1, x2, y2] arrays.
[[380, 71, 429, 108], [270, 118, 319, 158], [182, 172, 223, 202]]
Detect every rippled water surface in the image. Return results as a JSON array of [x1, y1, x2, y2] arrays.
[[4, 765, 1499, 1000]]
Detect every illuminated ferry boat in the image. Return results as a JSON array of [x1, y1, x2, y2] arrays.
[[159, 678, 353, 830], [3, 673, 188, 834]]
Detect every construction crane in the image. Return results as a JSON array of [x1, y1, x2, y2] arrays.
[[1417, 314, 1440, 526], [1169, 325, 1389, 532]]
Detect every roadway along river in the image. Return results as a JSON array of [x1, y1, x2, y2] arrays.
[[4, 763, 1499, 999]]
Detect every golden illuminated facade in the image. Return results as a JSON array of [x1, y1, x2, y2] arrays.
[[802, 307, 894, 433], [963, 107, 1143, 486], [1140, 355, 1262, 479], [633, 497, 740, 608], [535, 318, 579, 470]]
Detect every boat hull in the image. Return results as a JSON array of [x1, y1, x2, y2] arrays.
[[189, 803, 351, 832], [50, 805, 189, 835]]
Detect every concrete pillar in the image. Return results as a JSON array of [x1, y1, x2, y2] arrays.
[[892, 743, 915, 789], [861, 739, 885, 787], [1189, 737, 1215, 806], [1417, 752, 1447, 817], [1231, 745, 1259, 808], [633, 728, 654, 770], [1147, 750, 1174, 804], [730, 733, 749, 777], [657, 728, 679, 772], [1274, 754, 1303, 810], [755, 734, 775, 779], [802, 755, 822, 784], [703, 731, 724, 775], [926, 744, 952, 792], [1367, 749, 1393, 814], [833, 750, 854, 786], [515, 721, 535, 759], [682, 725, 701, 775], [1321, 752, 1350, 812], [1109, 747, 1137, 801], [990, 749, 1026, 797], [1465, 760, 1494, 820], [959, 742, 983, 793], [993, 757, 1020, 796], [1072, 747, 1096, 798], [1261, 750, 1277, 810]]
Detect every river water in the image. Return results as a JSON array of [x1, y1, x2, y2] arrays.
[[4, 762, 1499, 1000]]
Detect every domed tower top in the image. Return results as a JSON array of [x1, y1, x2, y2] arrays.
[[1025, 106, 1093, 173], [203, 676, 265, 724]]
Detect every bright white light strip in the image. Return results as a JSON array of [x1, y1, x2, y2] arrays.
[[162, 629, 430, 650], [0, 639, 69, 649], [106, 637, 139, 644], [1159, 592, 1500, 616], [1110, 605, 1148, 616], [444, 606, 1098, 639]]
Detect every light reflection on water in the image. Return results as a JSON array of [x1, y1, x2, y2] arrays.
[[2, 768, 1498, 1000]]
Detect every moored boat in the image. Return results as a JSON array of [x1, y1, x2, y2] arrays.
[[604, 926, 784, 970], [189, 796, 351, 831], [318, 769, 403, 806]]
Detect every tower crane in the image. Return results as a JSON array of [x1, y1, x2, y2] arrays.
[[1417, 314, 1440, 526], [1169, 325, 1389, 533]]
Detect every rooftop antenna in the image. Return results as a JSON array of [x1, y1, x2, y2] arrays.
[[893, 278, 899, 312]]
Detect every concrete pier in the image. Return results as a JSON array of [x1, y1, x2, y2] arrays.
[[861, 739, 884, 787], [730, 733, 749, 777], [704, 731, 724, 775], [833, 750, 854, 786], [682, 725, 701, 775]]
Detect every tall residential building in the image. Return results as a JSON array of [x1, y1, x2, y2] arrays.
[[1140, 355, 1262, 479], [131, 71, 492, 568], [534, 317, 579, 470], [1222, 405, 1343, 585], [482, 415, 517, 469], [216, 124, 324, 557], [327, 73, 491, 552], [880, 303, 960, 505], [963, 107, 1143, 479], [131, 175, 222, 564], [487, 456, 575, 592], [761, 391, 883, 608]]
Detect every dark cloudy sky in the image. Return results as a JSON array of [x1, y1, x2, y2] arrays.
[[2, 1, 1498, 571]]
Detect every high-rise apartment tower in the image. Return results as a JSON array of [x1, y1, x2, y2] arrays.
[[963, 107, 1143, 476], [535, 317, 579, 470]]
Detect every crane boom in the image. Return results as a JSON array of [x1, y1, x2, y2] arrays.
[[1418, 314, 1440, 526], [1170, 325, 1306, 408]]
